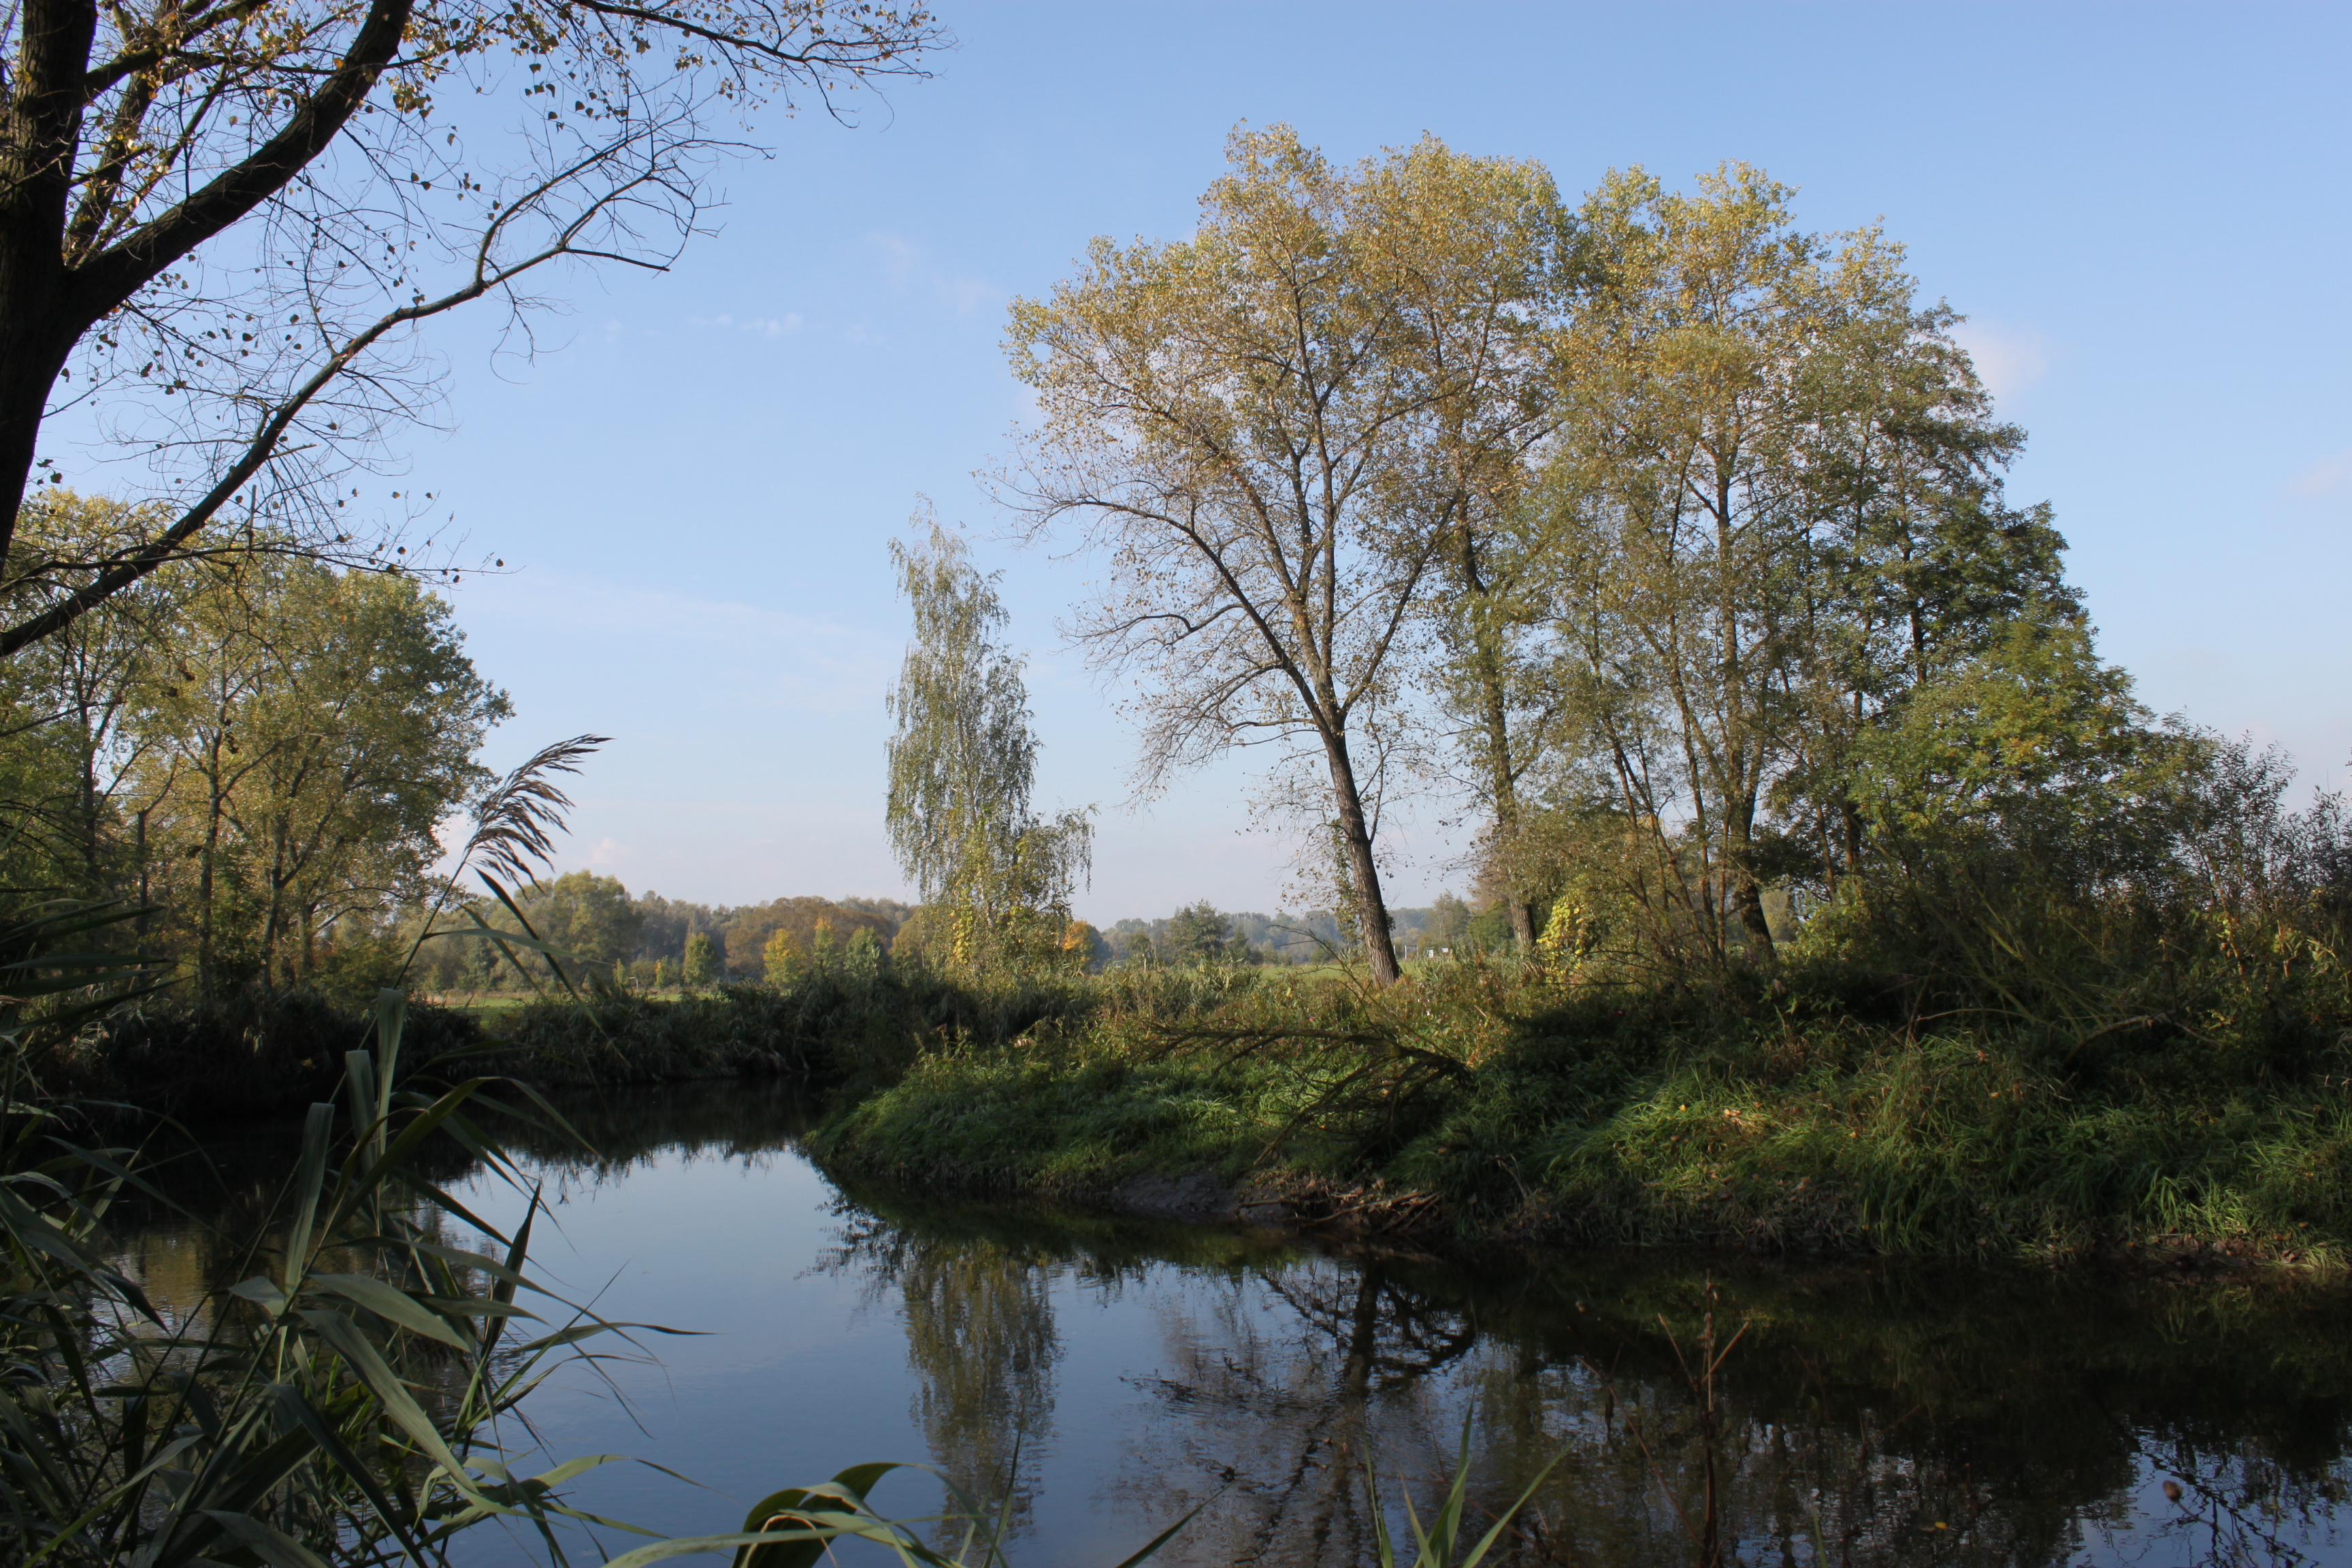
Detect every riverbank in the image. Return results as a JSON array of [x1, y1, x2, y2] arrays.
[[37, 979, 871, 1120], [803, 961, 2352, 1269], [59, 958, 2351, 1267]]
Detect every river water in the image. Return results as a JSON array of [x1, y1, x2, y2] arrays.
[[115, 1081, 2352, 1568]]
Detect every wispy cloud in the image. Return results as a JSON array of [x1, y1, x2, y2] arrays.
[[2290, 450, 2352, 497], [583, 835, 633, 867], [686, 310, 804, 339], [1951, 318, 2051, 402], [864, 229, 999, 316]]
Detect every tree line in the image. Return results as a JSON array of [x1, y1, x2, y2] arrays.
[[402, 876, 915, 994], [995, 127, 2347, 990], [0, 491, 504, 994]]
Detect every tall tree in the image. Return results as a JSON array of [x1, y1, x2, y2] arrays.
[[0, 0, 943, 656], [129, 551, 504, 989], [884, 519, 1089, 970], [1544, 167, 1897, 965], [682, 930, 717, 987], [1379, 140, 1577, 952], [0, 491, 179, 894], [1536, 165, 2046, 971], [1004, 128, 1562, 984]]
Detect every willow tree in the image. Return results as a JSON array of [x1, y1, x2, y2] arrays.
[[884, 521, 1088, 971], [0, 0, 943, 657], [1004, 128, 1565, 985]]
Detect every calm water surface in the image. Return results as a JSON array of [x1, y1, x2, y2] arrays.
[[116, 1083, 2352, 1568]]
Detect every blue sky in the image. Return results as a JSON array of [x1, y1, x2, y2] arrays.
[[404, 1, 2352, 922]]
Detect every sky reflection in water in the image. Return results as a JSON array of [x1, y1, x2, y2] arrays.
[[119, 1083, 2352, 1568]]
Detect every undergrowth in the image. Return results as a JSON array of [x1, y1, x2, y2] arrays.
[[808, 956, 2352, 1267]]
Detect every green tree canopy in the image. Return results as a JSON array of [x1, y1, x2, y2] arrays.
[[1003, 128, 1573, 985], [1, 494, 508, 991], [682, 931, 718, 988]]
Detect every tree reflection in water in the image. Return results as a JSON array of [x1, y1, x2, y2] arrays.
[[97, 1085, 2352, 1568], [830, 1184, 2352, 1568], [826, 1213, 1062, 1546]]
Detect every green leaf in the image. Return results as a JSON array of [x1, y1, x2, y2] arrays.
[[310, 1273, 472, 1350], [201, 1509, 334, 1568]]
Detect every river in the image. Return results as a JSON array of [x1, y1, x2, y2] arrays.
[[112, 1080, 2352, 1568]]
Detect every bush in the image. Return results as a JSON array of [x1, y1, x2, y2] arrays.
[[36, 987, 482, 1120]]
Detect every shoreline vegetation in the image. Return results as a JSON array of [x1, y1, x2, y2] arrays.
[[798, 952, 2352, 1271], [56, 941, 2343, 1271]]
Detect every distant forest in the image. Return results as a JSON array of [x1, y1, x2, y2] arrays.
[[403, 871, 1483, 992]]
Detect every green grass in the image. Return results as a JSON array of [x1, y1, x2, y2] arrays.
[[806, 960, 2352, 1267]]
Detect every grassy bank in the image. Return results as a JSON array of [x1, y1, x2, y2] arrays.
[[804, 959, 2352, 1267], [63, 947, 2352, 1266]]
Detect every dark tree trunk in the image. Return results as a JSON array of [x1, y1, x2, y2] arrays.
[[0, 0, 97, 553], [0, 0, 411, 573], [1322, 730, 1400, 985], [1736, 877, 1776, 962], [1458, 525, 1539, 951]]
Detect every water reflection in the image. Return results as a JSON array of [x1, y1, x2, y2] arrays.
[[828, 1218, 1062, 1535], [835, 1180, 2352, 1568], [110, 1083, 2352, 1568]]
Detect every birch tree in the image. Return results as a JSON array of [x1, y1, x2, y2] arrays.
[[884, 519, 1088, 971]]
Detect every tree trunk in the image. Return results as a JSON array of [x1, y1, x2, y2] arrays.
[[1, 0, 414, 566], [261, 822, 289, 989], [1735, 877, 1776, 962], [1727, 788, 1776, 964], [197, 748, 225, 998], [1474, 658, 1539, 949], [1322, 731, 1400, 985], [1458, 527, 1539, 950], [0, 0, 97, 553]]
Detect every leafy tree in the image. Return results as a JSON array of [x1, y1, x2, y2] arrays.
[[0, 0, 943, 655], [1003, 129, 1565, 985], [1424, 891, 1473, 956], [723, 896, 892, 973], [1399, 145, 1579, 951], [1535, 163, 2027, 971], [837, 894, 915, 928], [1163, 900, 1248, 967], [845, 926, 883, 979], [0, 492, 179, 898], [884, 518, 1090, 971], [682, 930, 717, 988], [628, 889, 726, 965], [1847, 610, 2189, 882], [764, 927, 800, 986], [1059, 918, 1108, 971], [118, 546, 504, 990], [515, 870, 642, 975]]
